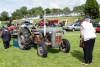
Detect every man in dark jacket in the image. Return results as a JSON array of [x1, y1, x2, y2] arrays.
[[1, 28, 11, 49]]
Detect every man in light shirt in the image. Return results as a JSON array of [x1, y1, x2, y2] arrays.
[[80, 15, 96, 66]]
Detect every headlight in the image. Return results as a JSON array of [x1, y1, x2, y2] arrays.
[[49, 31, 52, 34]]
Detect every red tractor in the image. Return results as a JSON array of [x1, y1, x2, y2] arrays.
[[8, 22, 20, 36], [7, 21, 33, 36], [37, 19, 58, 27], [37, 21, 44, 26]]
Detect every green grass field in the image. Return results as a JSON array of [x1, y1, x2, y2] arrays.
[[0, 30, 100, 67]]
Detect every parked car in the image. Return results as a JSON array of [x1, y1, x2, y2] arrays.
[[20, 21, 33, 28], [62, 23, 80, 32], [96, 26, 100, 33], [93, 22, 99, 27], [59, 20, 67, 26]]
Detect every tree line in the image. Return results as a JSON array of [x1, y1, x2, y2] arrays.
[[0, 6, 71, 21], [0, 0, 100, 21]]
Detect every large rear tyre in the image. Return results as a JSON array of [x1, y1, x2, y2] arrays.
[[59, 39, 70, 53], [18, 27, 32, 50], [37, 41, 48, 57]]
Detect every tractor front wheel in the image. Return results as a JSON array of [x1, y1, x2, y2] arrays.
[[37, 41, 48, 57], [59, 39, 70, 53]]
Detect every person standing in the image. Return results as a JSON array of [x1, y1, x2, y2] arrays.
[[7, 21, 11, 27], [80, 15, 96, 65], [79, 18, 85, 58], [1, 28, 11, 49]]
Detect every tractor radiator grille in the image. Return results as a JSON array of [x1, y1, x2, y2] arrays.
[[55, 32, 62, 44], [55, 36, 62, 44]]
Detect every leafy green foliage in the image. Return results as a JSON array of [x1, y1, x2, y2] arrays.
[[11, 9, 22, 20], [11, 6, 28, 20], [73, 4, 85, 11], [0, 11, 9, 21], [50, 8, 62, 13], [45, 8, 51, 14], [20, 6, 28, 16], [84, 0, 99, 18], [33, 6, 44, 15], [63, 7, 70, 11], [27, 8, 35, 16]]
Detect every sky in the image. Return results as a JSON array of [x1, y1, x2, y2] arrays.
[[0, 0, 100, 16]]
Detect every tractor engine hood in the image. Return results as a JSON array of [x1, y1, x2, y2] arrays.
[[38, 27, 63, 33]]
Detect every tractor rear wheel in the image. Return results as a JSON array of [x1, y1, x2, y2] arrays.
[[59, 39, 70, 53], [18, 27, 32, 50], [37, 41, 48, 57]]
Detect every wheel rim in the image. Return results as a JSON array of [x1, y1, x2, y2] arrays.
[[60, 43, 66, 51], [20, 35, 25, 45], [18, 33, 25, 46], [38, 45, 43, 56], [60, 40, 67, 51]]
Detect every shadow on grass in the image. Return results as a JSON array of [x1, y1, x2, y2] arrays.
[[48, 48, 60, 53], [32, 44, 60, 53], [70, 50, 84, 62]]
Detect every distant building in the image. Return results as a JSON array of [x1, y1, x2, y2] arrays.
[[46, 10, 84, 18], [21, 10, 84, 20]]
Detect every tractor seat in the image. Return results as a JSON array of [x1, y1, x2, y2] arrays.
[[31, 29, 37, 32], [31, 29, 40, 34], [33, 32, 40, 35]]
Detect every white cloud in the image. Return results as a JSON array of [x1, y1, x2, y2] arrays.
[[0, 0, 100, 16], [49, 3, 60, 9], [80, 0, 86, 5]]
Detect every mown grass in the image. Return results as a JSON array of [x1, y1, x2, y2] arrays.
[[0, 30, 100, 67]]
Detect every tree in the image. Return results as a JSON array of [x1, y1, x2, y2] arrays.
[[98, 4, 100, 18], [63, 7, 70, 11], [20, 6, 28, 17], [0, 16, 2, 20], [33, 6, 44, 16], [45, 8, 51, 14], [11, 9, 22, 20], [27, 7, 35, 16], [11, 6, 28, 20], [34, 10, 43, 16], [27, 9, 33, 16], [99, 4, 100, 9], [84, 0, 99, 18], [73, 4, 85, 11], [11, 6, 44, 19], [1, 11, 9, 21], [51, 8, 62, 13]]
